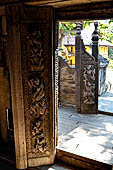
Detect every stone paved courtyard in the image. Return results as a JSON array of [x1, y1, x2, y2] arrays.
[[99, 91, 113, 113], [99, 68, 113, 113], [57, 106, 113, 168]]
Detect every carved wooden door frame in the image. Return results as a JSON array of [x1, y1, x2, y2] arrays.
[[6, 6, 56, 169]]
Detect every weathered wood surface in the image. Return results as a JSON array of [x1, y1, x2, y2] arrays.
[[75, 22, 98, 114], [6, 5, 56, 169], [26, 0, 111, 8], [7, 6, 27, 169], [0, 6, 5, 15], [92, 21, 99, 114], [0, 7, 10, 143], [59, 57, 76, 107], [0, 0, 111, 8], [20, 6, 55, 168], [0, 144, 75, 170], [57, 106, 113, 167], [56, 149, 111, 170], [0, 67, 9, 142], [56, 1, 113, 20]]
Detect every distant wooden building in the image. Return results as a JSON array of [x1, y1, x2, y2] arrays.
[[62, 32, 113, 66]]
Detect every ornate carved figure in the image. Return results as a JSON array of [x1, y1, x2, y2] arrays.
[[76, 21, 98, 113], [27, 31, 44, 71], [21, 25, 51, 155], [83, 65, 96, 104], [28, 77, 46, 118], [31, 119, 46, 153], [28, 76, 47, 153]]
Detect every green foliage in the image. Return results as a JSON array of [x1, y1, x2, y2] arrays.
[[108, 48, 113, 69], [83, 20, 93, 29], [109, 19, 113, 24], [107, 58, 113, 70], [98, 21, 113, 42], [59, 22, 76, 45], [59, 22, 76, 39], [59, 20, 113, 44], [59, 22, 76, 33]]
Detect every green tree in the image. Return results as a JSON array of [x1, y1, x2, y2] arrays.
[[98, 19, 113, 43], [59, 20, 113, 46], [59, 22, 76, 46]]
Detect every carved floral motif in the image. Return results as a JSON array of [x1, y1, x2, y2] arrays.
[[83, 65, 96, 104]]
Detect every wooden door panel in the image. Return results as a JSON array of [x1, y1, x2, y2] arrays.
[[7, 6, 55, 169], [21, 22, 55, 167], [20, 6, 55, 167]]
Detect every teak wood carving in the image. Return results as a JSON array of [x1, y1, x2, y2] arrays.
[[75, 22, 98, 113], [12, 6, 55, 167], [21, 24, 52, 158], [7, 6, 55, 168]]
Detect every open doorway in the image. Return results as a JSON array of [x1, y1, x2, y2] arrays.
[[56, 20, 113, 168], [98, 20, 113, 114]]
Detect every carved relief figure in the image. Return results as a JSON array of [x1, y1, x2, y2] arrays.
[[28, 31, 44, 71], [28, 76, 47, 153], [83, 65, 96, 104]]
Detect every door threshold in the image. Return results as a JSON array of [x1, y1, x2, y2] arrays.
[[56, 148, 112, 170]]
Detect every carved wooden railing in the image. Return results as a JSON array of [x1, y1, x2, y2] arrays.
[[75, 22, 99, 114]]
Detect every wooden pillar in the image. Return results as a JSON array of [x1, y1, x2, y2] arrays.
[[75, 22, 82, 112], [92, 21, 99, 61], [6, 6, 27, 169], [92, 21, 99, 112]]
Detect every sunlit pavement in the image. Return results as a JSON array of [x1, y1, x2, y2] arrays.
[[58, 106, 113, 167], [99, 67, 113, 113], [98, 91, 113, 113]]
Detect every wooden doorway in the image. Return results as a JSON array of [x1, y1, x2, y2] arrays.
[[1, 2, 113, 169]]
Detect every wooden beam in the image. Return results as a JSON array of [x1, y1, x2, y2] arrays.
[[25, 0, 78, 6], [55, 1, 113, 20], [0, 0, 111, 8], [27, 0, 110, 8], [56, 149, 112, 170]]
